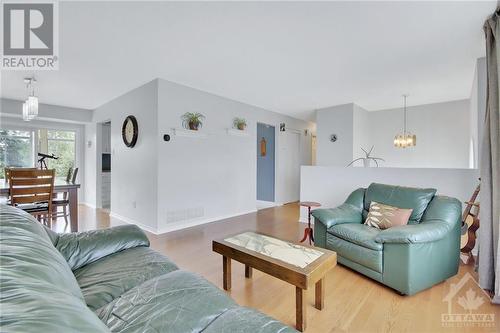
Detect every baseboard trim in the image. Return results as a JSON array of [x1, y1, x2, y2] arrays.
[[109, 211, 159, 234], [156, 209, 258, 234], [256, 200, 278, 210], [109, 209, 258, 235], [80, 202, 96, 209]]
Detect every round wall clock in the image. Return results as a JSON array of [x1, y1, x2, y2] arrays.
[[122, 115, 138, 147]]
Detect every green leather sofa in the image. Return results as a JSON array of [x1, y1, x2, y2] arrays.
[[312, 183, 462, 295], [0, 204, 296, 332]]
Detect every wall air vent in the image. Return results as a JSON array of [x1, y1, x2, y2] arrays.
[[166, 207, 204, 223]]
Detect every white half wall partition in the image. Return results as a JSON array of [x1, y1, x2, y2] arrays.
[[299, 166, 479, 222]]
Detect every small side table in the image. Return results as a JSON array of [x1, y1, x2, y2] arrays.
[[300, 201, 321, 245]]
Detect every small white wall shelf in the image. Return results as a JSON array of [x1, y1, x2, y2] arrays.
[[226, 128, 249, 137], [172, 128, 208, 138]]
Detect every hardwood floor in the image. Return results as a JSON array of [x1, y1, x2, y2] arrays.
[[54, 203, 499, 333]]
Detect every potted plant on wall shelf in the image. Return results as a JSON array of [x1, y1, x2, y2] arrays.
[[182, 112, 205, 131], [233, 117, 247, 130]]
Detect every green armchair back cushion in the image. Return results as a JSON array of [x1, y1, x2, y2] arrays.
[[363, 183, 436, 223], [0, 205, 296, 332], [312, 183, 461, 295]]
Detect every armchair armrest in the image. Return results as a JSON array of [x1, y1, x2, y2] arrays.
[[375, 195, 461, 244], [311, 203, 363, 229], [375, 222, 452, 244], [55, 225, 149, 270]]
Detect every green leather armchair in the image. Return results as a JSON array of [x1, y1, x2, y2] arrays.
[[312, 183, 462, 295]]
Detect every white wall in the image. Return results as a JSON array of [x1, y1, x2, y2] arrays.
[[299, 166, 479, 222], [315, 99, 471, 169], [316, 103, 354, 166], [83, 123, 96, 207], [368, 99, 471, 168], [352, 104, 371, 166], [91, 80, 159, 230], [86, 79, 313, 233], [472, 57, 487, 169], [470, 61, 479, 168], [156, 79, 313, 233]]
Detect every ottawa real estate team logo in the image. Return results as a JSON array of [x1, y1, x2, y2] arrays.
[[1, 1, 59, 70], [442, 272, 495, 328]]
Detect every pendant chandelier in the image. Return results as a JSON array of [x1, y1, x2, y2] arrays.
[[394, 94, 416, 148], [22, 77, 38, 121]]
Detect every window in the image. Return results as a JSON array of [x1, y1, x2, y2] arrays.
[[38, 129, 76, 177], [0, 127, 76, 179], [0, 129, 35, 178]]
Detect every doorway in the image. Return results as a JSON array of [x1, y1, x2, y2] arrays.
[[257, 123, 275, 207], [97, 121, 111, 209]]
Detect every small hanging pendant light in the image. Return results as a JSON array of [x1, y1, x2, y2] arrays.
[[22, 77, 38, 121], [394, 94, 416, 148]]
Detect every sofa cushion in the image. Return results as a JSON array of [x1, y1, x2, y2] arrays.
[[53, 225, 150, 270], [96, 270, 238, 332], [74, 246, 179, 311], [326, 234, 383, 273], [0, 205, 110, 333], [364, 183, 436, 224], [364, 201, 412, 229], [203, 307, 296, 333], [328, 223, 383, 251], [0, 205, 84, 300]]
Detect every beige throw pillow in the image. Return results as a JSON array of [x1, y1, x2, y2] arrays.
[[364, 201, 413, 229]]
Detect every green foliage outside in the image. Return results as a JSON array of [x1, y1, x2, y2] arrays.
[[0, 130, 33, 178], [0, 129, 75, 179], [46, 140, 75, 177]]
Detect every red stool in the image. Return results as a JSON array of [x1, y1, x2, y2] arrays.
[[300, 201, 321, 245]]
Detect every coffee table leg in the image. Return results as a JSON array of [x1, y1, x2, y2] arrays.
[[245, 265, 253, 278], [223, 256, 231, 290], [296, 287, 306, 332], [315, 278, 324, 310]]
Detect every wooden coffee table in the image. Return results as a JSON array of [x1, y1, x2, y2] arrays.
[[212, 231, 337, 331]]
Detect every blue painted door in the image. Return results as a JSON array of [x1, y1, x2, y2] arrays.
[[257, 123, 275, 201]]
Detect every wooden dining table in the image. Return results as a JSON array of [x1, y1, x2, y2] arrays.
[[0, 178, 81, 232]]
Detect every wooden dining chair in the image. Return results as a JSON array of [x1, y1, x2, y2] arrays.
[[2, 167, 38, 205], [51, 167, 78, 226], [4, 167, 38, 183], [4, 167, 11, 182], [8, 168, 55, 225]]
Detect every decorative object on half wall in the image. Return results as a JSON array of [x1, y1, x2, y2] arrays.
[[394, 94, 416, 148], [181, 112, 205, 131], [233, 117, 247, 130], [330, 134, 338, 142], [279, 123, 285, 132], [260, 137, 267, 156], [122, 115, 138, 147], [346, 146, 384, 167]]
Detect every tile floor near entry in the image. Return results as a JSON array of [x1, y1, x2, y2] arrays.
[[53, 203, 499, 333]]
